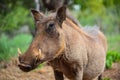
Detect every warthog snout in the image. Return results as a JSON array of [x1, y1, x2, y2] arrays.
[[18, 48, 44, 72], [18, 63, 32, 72]]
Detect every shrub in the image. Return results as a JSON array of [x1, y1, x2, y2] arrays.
[[106, 35, 120, 69], [0, 6, 34, 32], [0, 34, 32, 61], [106, 51, 120, 69], [0, 34, 10, 61]]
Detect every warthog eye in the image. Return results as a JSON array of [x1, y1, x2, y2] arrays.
[[48, 23, 55, 31], [46, 23, 55, 35]]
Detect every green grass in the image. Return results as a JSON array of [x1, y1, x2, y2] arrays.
[[103, 78, 111, 80], [107, 34, 120, 52], [106, 34, 120, 69], [106, 51, 120, 68], [0, 34, 32, 61]]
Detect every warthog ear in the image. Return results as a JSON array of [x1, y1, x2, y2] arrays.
[[56, 5, 66, 27], [31, 9, 44, 21]]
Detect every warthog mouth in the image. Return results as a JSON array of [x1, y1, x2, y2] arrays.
[[18, 48, 45, 72], [18, 59, 46, 72], [18, 63, 32, 72], [18, 62, 42, 72]]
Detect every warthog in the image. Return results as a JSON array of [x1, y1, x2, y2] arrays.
[[18, 6, 107, 80]]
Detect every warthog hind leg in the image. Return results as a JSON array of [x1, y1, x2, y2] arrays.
[[54, 70, 64, 80]]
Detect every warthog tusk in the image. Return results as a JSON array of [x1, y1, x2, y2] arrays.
[[18, 48, 22, 56], [39, 49, 41, 57]]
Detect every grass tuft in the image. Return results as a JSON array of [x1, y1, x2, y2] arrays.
[[0, 34, 32, 61]]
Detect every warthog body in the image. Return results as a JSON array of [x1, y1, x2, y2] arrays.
[[18, 6, 107, 80]]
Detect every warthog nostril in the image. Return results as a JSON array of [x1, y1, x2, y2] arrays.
[[18, 63, 32, 72]]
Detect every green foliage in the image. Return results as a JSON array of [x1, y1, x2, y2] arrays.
[[0, 0, 34, 15], [73, 0, 120, 34], [73, 0, 105, 12], [106, 51, 120, 69], [0, 34, 32, 61], [107, 35, 120, 52], [35, 63, 44, 70], [0, 35, 10, 60], [0, 6, 34, 32], [106, 35, 120, 69], [76, 10, 119, 34], [103, 78, 111, 80]]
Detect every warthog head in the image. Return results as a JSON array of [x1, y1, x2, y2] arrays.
[[18, 6, 66, 72]]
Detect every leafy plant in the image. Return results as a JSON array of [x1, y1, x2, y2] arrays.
[[0, 35, 10, 61], [0, 6, 34, 32], [106, 51, 120, 69], [0, 34, 32, 61], [105, 35, 120, 69]]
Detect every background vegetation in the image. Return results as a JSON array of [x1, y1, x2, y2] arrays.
[[0, 0, 120, 69]]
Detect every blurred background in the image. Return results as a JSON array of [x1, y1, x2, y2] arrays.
[[0, 0, 120, 80]]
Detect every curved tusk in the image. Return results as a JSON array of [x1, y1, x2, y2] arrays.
[[39, 49, 41, 57], [18, 48, 22, 56]]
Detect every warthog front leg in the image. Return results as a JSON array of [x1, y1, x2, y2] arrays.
[[54, 70, 64, 80], [75, 67, 83, 80], [98, 74, 102, 80]]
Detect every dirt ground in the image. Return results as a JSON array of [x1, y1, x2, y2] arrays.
[[0, 58, 120, 80]]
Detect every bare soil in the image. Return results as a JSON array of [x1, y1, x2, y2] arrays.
[[0, 58, 120, 80]]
